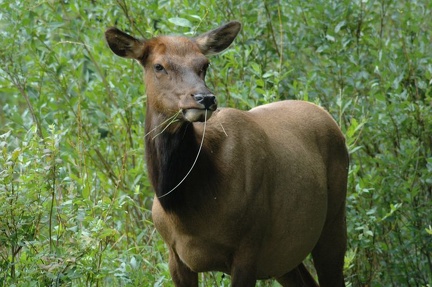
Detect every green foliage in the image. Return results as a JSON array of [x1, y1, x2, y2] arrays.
[[1, 0, 431, 286]]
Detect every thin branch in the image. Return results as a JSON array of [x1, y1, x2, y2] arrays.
[[264, 2, 281, 59]]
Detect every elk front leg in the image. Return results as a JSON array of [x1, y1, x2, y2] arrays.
[[169, 248, 198, 287], [230, 252, 257, 287]]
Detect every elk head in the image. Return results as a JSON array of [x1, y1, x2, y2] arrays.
[[105, 21, 241, 123]]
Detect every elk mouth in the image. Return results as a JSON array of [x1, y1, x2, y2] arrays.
[[182, 108, 215, 122]]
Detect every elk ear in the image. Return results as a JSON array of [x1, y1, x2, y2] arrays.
[[194, 21, 241, 55], [105, 27, 145, 59]]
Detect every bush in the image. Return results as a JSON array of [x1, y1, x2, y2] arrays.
[[0, 1, 431, 286]]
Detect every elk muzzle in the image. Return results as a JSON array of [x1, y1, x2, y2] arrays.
[[183, 93, 217, 122]]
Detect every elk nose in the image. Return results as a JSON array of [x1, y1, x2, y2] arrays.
[[193, 93, 217, 110]]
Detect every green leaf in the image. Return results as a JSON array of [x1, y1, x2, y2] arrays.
[[250, 62, 261, 74], [11, 148, 21, 161], [168, 17, 192, 28]]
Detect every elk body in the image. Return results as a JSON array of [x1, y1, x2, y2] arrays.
[[105, 21, 348, 287]]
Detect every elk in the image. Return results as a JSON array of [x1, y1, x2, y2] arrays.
[[105, 21, 349, 287]]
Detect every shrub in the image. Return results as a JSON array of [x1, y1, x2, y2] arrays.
[[0, 1, 431, 286]]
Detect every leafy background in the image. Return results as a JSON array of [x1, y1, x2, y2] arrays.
[[1, 0, 431, 286]]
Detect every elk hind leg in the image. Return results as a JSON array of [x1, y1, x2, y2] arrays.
[[311, 203, 347, 287], [312, 144, 348, 287]]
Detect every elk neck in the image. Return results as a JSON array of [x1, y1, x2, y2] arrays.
[[145, 109, 218, 211]]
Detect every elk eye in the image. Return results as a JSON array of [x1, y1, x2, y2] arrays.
[[154, 64, 165, 72]]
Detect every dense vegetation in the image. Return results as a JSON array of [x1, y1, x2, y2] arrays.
[[1, 0, 431, 286]]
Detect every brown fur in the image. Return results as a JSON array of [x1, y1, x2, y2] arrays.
[[105, 21, 348, 287]]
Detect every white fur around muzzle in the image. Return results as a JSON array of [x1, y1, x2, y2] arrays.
[[183, 109, 213, 122]]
